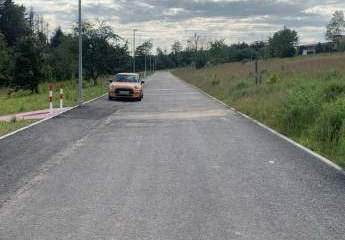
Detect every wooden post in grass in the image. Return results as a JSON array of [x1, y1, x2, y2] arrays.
[[254, 60, 259, 85]]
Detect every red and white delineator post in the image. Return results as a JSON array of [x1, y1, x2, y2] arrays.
[[60, 83, 64, 109], [48, 83, 53, 112]]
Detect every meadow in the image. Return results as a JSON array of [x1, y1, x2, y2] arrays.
[[173, 53, 345, 168]]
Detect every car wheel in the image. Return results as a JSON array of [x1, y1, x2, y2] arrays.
[[108, 96, 113, 101]]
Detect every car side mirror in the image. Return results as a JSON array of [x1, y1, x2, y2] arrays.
[[141, 81, 145, 84], [109, 80, 113, 83]]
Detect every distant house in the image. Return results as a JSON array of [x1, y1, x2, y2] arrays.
[[298, 42, 335, 55], [299, 44, 318, 56]]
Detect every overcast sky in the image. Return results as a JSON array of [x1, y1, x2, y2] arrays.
[[15, 0, 345, 51]]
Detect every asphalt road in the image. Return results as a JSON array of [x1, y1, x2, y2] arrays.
[[0, 72, 344, 240]]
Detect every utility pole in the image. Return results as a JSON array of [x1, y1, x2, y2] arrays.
[[133, 29, 137, 73], [78, 0, 83, 104], [144, 54, 147, 77], [149, 55, 152, 72], [153, 56, 155, 72]]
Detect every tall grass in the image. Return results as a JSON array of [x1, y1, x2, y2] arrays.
[[0, 120, 36, 136], [173, 53, 345, 168]]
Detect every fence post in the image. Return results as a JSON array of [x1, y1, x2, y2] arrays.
[[254, 60, 259, 85], [60, 83, 64, 109], [48, 83, 53, 112]]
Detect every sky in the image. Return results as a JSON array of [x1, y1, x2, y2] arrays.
[[15, 0, 345, 51]]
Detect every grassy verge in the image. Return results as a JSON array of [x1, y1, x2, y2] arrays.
[[0, 77, 108, 137], [0, 78, 108, 116], [0, 120, 37, 137], [172, 53, 345, 169]]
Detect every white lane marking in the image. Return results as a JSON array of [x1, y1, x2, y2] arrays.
[[146, 89, 180, 91], [145, 92, 199, 96], [174, 73, 345, 175]]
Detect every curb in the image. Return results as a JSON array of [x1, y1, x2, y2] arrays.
[[172, 73, 345, 175], [0, 93, 107, 141]]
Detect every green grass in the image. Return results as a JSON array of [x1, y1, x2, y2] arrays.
[[0, 120, 36, 136], [0, 78, 108, 137], [172, 53, 345, 169], [0, 78, 108, 115]]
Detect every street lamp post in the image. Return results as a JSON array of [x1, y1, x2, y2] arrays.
[[133, 29, 137, 73], [78, 0, 83, 105], [144, 54, 147, 77]]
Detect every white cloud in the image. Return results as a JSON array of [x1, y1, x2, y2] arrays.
[[14, 0, 345, 50]]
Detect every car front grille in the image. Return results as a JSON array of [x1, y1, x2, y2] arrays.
[[115, 88, 134, 96]]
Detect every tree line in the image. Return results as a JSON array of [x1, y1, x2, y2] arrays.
[[1, 0, 344, 93], [0, 0, 131, 93], [153, 10, 345, 70]]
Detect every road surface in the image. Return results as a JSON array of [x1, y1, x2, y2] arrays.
[[0, 72, 344, 240]]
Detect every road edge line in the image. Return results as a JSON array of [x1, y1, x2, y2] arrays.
[[173, 73, 344, 175], [0, 93, 107, 141]]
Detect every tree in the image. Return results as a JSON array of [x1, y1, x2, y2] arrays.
[[136, 40, 152, 56], [156, 47, 174, 69], [0, 0, 29, 46], [0, 31, 10, 86], [171, 41, 182, 55], [51, 26, 65, 48], [49, 33, 77, 81], [135, 40, 153, 72], [326, 11, 345, 50], [269, 27, 299, 58], [170, 41, 183, 67], [209, 40, 228, 64], [12, 36, 44, 93], [195, 50, 207, 69], [188, 33, 201, 52], [74, 21, 128, 82]]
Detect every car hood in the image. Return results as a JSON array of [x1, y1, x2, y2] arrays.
[[110, 82, 141, 88]]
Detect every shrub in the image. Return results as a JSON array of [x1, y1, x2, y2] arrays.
[[280, 84, 322, 134], [195, 52, 208, 69], [267, 74, 279, 84], [322, 83, 345, 102], [235, 81, 249, 90], [313, 98, 345, 144]]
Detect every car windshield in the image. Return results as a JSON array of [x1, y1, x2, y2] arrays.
[[115, 74, 139, 83]]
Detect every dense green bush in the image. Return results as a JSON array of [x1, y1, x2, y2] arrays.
[[195, 51, 208, 69], [267, 74, 279, 84], [280, 84, 322, 134], [313, 98, 345, 144]]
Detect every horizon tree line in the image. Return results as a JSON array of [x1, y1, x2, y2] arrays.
[[0, 0, 344, 93]]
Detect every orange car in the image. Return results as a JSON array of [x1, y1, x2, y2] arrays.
[[108, 73, 144, 101]]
